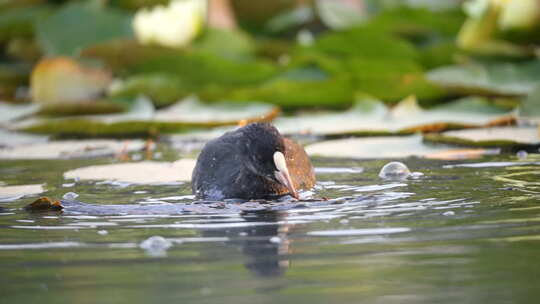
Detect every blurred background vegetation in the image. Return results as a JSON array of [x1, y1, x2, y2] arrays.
[[1, 0, 540, 134]]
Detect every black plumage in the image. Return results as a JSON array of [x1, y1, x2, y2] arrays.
[[191, 123, 315, 200]]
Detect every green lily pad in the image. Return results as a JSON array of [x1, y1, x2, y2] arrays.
[[0, 102, 39, 124], [0, 139, 145, 160], [191, 28, 255, 60], [305, 134, 455, 159], [274, 96, 513, 136], [154, 97, 279, 124], [64, 159, 196, 184], [365, 7, 465, 38], [427, 61, 540, 96], [36, 1, 133, 56], [129, 52, 278, 86], [315, 0, 366, 30], [15, 97, 279, 138], [424, 127, 540, 148], [0, 184, 45, 201], [0, 5, 52, 42], [81, 39, 183, 73], [0, 129, 48, 148], [518, 84, 540, 123], [109, 73, 194, 108], [347, 57, 446, 102], [311, 27, 419, 61], [37, 100, 126, 117], [220, 77, 355, 109], [265, 4, 314, 33]]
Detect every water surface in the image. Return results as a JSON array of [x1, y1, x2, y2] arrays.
[[1, 152, 540, 304]]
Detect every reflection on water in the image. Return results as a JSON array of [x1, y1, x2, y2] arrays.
[[1, 155, 540, 303], [202, 212, 291, 277]]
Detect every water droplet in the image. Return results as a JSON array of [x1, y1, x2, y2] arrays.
[[139, 236, 172, 257], [442, 211, 455, 216], [516, 150, 528, 160], [339, 219, 349, 224], [97, 230, 108, 235], [379, 162, 411, 180], [62, 192, 79, 200]]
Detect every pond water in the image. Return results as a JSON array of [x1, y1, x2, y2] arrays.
[[1, 150, 540, 304]]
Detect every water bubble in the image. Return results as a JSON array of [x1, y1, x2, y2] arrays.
[[516, 150, 528, 160], [339, 219, 349, 224], [62, 192, 79, 200], [139, 236, 172, 257], [97, 230, 108, 235], [442, 211, 455, 216], [379, 162, 411, 180]]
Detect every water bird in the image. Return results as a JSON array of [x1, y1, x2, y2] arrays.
[[191, 123, 316, 200]]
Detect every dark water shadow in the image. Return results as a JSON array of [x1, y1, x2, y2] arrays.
[[201, 211, 292, 278]]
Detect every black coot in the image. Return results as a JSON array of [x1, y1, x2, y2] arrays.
[[191, 123, 315, 200]]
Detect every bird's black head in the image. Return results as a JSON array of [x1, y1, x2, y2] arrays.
[[239, 123, 298, 198], [240, 123, 285, 173]]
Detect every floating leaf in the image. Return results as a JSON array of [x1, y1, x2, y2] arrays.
[[0, 184, 45, 202], [427, 61, 540, 96], [274, 96, 513, 136], [365, 7, 465, 37], [315, 0, 366, 30], [305, 134, 486, 159], [0, 5, 52, 42], [311, 27, 419, 61], [518, 84, 540, 123], [16, 97, 279, 137], [109, 73, 193, 108], [0, 139, 145, 159], [208, 52, 355, 109], [0, 102, 39, 124], [424, 127, 540, 148], [0, 129, 48, 148], [154, 96, 279, 124], [191, 28, 255, 59], [129, 52, 278, 86], [221, 77, 355, 109], [37, 101, 126, 117], [265, 4, 314, 33], [347, 57, 446, 102], [36, 1, 133, 56], [81, 39, 183, 73], [64, 159, 196, 184]]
